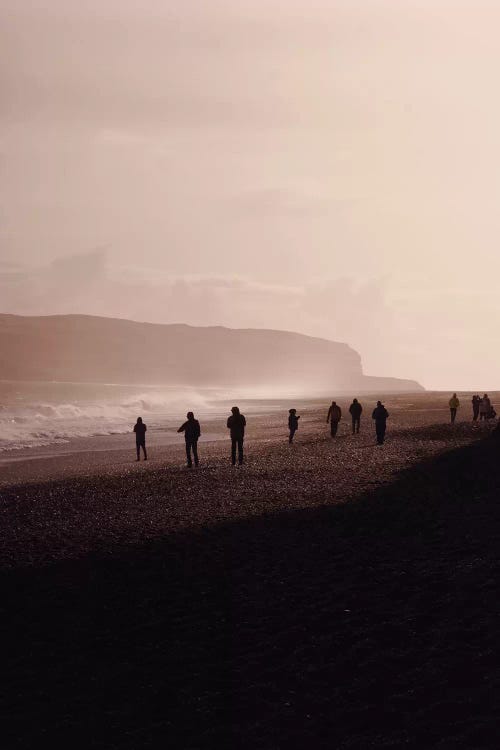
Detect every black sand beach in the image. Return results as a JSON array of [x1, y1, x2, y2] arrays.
[[2, 396, 500, 748]]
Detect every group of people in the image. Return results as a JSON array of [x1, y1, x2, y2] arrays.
[[133, 398, 391, 467], [325, 399, 389, 445], [448, 393, 497, 423]]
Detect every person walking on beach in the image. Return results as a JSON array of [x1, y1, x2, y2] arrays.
[[372, 401, 389, 445], [326, 401, 342, 437], [133, 417, 147, 461], [227, 406, 246, 465], [177, 411, 201, 468], [480, 394, 491, 421], [349, 398, 362, 434], [288, 408, 300, 443], [449, 393, 460, 424], [472, 394, 480, 421]]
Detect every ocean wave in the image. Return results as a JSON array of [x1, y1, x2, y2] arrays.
[[0, 389, 210, 451]]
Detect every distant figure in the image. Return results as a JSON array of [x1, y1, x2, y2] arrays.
[[372, 401, 389, 445], [133, 417, 147, 461], [326, 401, 342, 437], [480, 394, 491, 421], [449, 393, 460, 424], [472, 394, 480, 422], [227, 406, 246, 465], [177, 411, 201, 468], [288, 408, 300, 443], [348, 398, 363, 434]]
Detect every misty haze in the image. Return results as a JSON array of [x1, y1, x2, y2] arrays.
[[2, 3, 500, 749]]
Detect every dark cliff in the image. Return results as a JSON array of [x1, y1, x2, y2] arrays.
[[0, 314, 423, 393]]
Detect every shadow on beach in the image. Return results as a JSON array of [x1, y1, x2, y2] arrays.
[[2, 437, 500, 749]]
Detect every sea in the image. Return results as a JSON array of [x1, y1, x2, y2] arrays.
[[0, 380, 228, 452], [0, 380, 300, 452]]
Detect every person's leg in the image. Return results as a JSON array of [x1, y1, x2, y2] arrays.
[[289, 428, 296, 443], [186, 440, 192, 467], [193, 440, 199, 467], [231, 439, 237, 465], [330, 422, 337, 437], [136, 442, 140, 461], [356, 417, 360, 433], [351, 417, 356, 435], [238, 438, 244, 465], [143, 443, 147, 460]]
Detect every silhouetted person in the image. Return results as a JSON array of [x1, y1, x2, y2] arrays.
[[288, 408, 300, 443], [472, 394, 480, 421], [372, 401, 389, 445], [349, 398, 363, 434], [133, 417, 147, 461], [177, 411, 201, 468], [449, 393, 460, 424], [227, 406, 246, 465], [480, 394, 491, 421], [326, 401, 342, 437]]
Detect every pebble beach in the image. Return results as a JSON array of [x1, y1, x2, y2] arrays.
[[2, 393, 500, 748]]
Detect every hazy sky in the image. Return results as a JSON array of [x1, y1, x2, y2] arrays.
[[2, 0, 500, 389]]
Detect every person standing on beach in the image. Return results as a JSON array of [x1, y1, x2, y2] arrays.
[[348, 398, 363, 434], [472, 394, 480, 421], [288, 408, 300, 443], [480, 394, 491, 421], [177, 411, 201, 468], [227, 406, 246, 465], [372, 401, 389, 445], [326, 401, 342, 437], [449, 393, 460, 424], [133, 417, 147, 461]]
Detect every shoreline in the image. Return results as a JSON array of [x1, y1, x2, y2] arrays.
[[3, 420, 499, 747], [1, 407, 489, 570]]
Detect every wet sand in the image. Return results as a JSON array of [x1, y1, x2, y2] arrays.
[[2, 393, 500, 747]]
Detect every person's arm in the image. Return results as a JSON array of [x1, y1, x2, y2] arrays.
[[144, 424, 147, 432], [196, 421, 201, 438], [338, 407, 342, 419], [133, 425, 137, 433], [297, 415, 300, 420], [177, 422, 186, 433], [227, 417, 231, 429], [326, 407, 331, 423], [242, 416, 246, 427]]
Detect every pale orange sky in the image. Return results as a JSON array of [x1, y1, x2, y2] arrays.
[[1, 0, 500, 389]]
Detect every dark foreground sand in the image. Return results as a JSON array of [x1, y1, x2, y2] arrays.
[[2, 396, 500, 748]]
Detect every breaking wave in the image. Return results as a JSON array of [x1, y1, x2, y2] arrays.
[[0, 388, 211, 451]]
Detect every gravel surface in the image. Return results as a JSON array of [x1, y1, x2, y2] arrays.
[[2, 397, 500, 748]]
